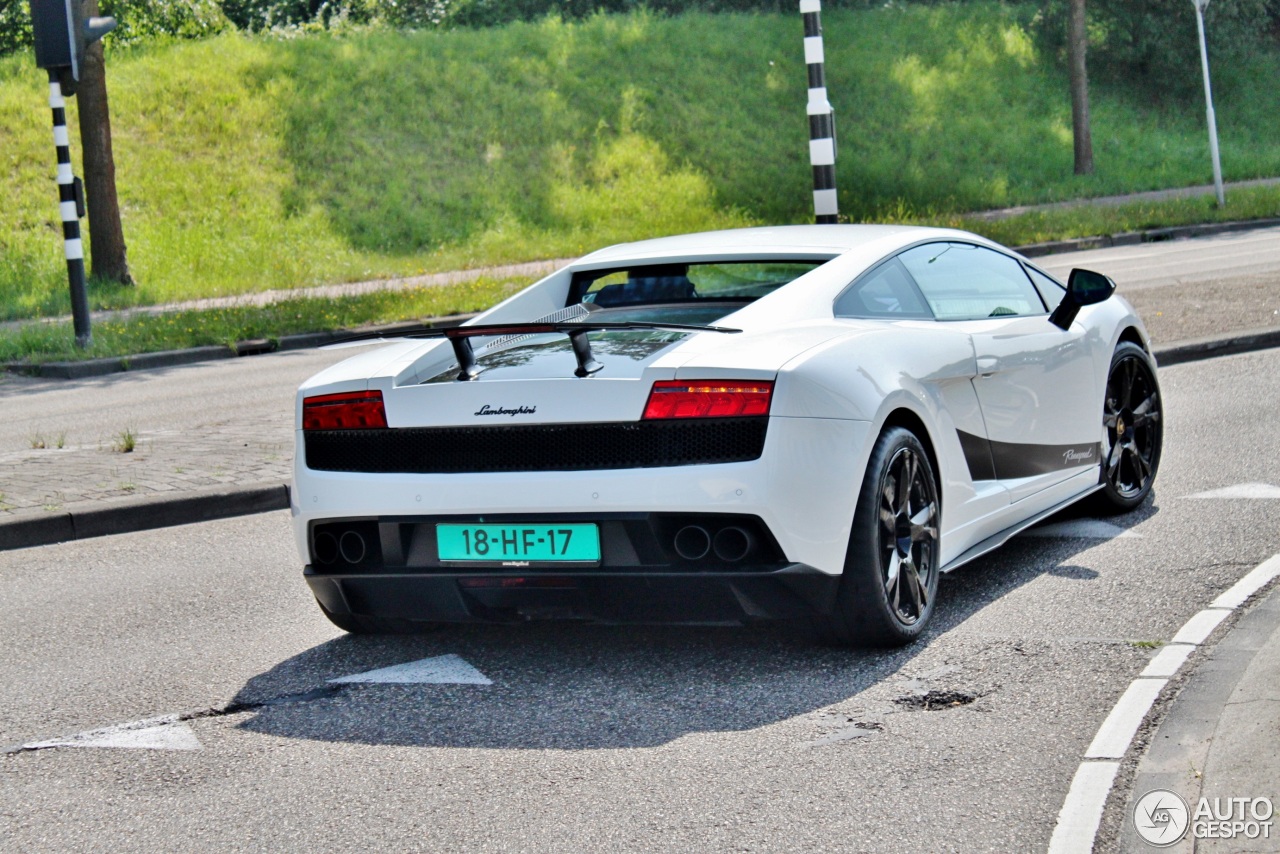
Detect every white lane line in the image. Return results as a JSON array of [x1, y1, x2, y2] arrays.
[[1047, 761, 1121, 854], [1187, 482, 1280, 499], [1171, 609, 1229, 645], [1211, 554, 1280, 609], [1047, 553, 1280, 851], [1020, 519, 1141, 540], [329, 653, 492, 685], [23, 714, 201, 752], [1084, 679, 1168, 759], [1140, 644, 1196, 679]]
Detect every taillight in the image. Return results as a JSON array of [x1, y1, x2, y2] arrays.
[[642, 380, 774, 419], [302, 391, 388, 430]]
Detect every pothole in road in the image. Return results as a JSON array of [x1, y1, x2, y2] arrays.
[[894, 690, 978, 711]]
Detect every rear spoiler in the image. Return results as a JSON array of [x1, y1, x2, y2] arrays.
[[333, 321, 741, 380]]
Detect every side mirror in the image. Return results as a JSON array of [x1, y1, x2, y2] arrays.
[[1049, 268, 1116, 330]]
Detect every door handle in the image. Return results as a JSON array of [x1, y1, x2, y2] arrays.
[[976, 356, 999, 376]]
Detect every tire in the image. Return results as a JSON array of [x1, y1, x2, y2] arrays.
[[1092, 342, 1163, 514], [316, 600, 439, 635], [815, 426, 941, 648]]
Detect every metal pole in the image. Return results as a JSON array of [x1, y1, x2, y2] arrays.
[[1193, 2, 1225, 207], [800, 0, 838, 224], [47, 71, 92, 348]]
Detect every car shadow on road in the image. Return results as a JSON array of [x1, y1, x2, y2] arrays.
[[228, 501, 1156, 751]]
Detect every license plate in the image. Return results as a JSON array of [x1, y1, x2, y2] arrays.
[[436, 523, 600, 564]]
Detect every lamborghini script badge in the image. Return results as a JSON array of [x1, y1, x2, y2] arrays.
[[474, 404, 537, 417]]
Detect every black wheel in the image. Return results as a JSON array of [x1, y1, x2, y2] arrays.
[[816, 426, 941, 648], [1094, 342, 1162, 513], [316, 600, 439, 635]]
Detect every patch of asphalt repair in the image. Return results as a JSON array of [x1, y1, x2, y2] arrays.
[[894, 689, 981, 711]]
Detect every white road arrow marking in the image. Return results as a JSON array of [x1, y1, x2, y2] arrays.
[[1020, 519, 1140, 539], [23, 714, 200, 752], [329, 653, 493, 685], [1186, 482, 1280, 499]]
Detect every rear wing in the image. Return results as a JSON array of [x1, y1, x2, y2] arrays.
[[333, 321, 741, 380]]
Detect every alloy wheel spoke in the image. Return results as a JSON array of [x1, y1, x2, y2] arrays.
[[902, 560, 922, 617], [885, 550, 901, 595], [912, 560, 930, 610], [897, 455, 913, 516], [1106, 443, 1123, 479], [909, 503, 936, 543], [1120, 358, 1136, 404], [1132, 445, 1152, 481]]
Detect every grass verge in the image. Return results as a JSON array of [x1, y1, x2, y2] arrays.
[[0, 276, 528, 364], [950, 184, 1280, 246]]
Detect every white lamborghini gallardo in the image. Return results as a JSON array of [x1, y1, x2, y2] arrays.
[[292, 225, 1162, 646]]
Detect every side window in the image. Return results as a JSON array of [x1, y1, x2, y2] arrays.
[[834, 257, 932, 319], [898, 243, 1048, 320], [1025, 265, 1067, 311]]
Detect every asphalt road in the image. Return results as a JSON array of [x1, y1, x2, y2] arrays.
[[1036, 225, 1280, 344], [2, 348, 1278, 852]]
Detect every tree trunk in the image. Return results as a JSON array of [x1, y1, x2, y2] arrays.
[[76, 0, 133, 285], [1068, 0, 1094, 175]]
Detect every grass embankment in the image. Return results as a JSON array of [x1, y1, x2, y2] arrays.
[[1, 4, 1278, 360]]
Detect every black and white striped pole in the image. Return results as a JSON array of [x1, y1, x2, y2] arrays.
[[29, 0, 117, 349], [48, 75, 92, 348], [801, 0, 837, 224]]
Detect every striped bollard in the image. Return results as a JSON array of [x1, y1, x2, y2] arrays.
[[800, 0, 838, 224], [48, 73, 92, 348]]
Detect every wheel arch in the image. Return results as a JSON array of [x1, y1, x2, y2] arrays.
[[878, 406, 942, 510], [1117, 325, 1148, 353]]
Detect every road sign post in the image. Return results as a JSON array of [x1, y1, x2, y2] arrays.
[[1192, 0, 1225, 207], [28, 0, 116, 348]]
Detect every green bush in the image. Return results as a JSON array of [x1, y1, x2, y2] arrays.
[[0, 0, 34, 58], [100, 0, 235, 46]]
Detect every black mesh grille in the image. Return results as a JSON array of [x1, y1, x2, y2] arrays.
[[305, 418, 768, 473]]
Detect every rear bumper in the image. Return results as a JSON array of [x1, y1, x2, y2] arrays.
[[306, 563, 841, 625], [292, 416, 874, 577]]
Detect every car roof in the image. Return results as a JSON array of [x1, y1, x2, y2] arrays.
[[574, 224, 982, 267]]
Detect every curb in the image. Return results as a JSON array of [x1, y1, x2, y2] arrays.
[[1152, 326, 1280, 367], [1014, 217, 1280, 258], [1114, 569, 1280, 850], [0, 483, 290, 552]]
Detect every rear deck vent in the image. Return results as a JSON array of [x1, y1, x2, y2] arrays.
[[305, 417, 768, 473]]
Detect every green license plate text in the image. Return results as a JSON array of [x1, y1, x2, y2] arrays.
[[436, 523, 600, 563]]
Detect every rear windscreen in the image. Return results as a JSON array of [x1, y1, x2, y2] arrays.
[[568, 261, 827, 309]]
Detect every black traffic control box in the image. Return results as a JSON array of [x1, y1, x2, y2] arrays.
[[29, 0, 116, 94]]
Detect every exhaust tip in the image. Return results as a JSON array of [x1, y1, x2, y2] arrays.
[[339, 530, 367, 564], [673, 525, 711, 561], [313, 531, 339, 565], [713, 527, 754, 563]]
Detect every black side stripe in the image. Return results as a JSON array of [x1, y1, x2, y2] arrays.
[[958, 430, 1101, 482]]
